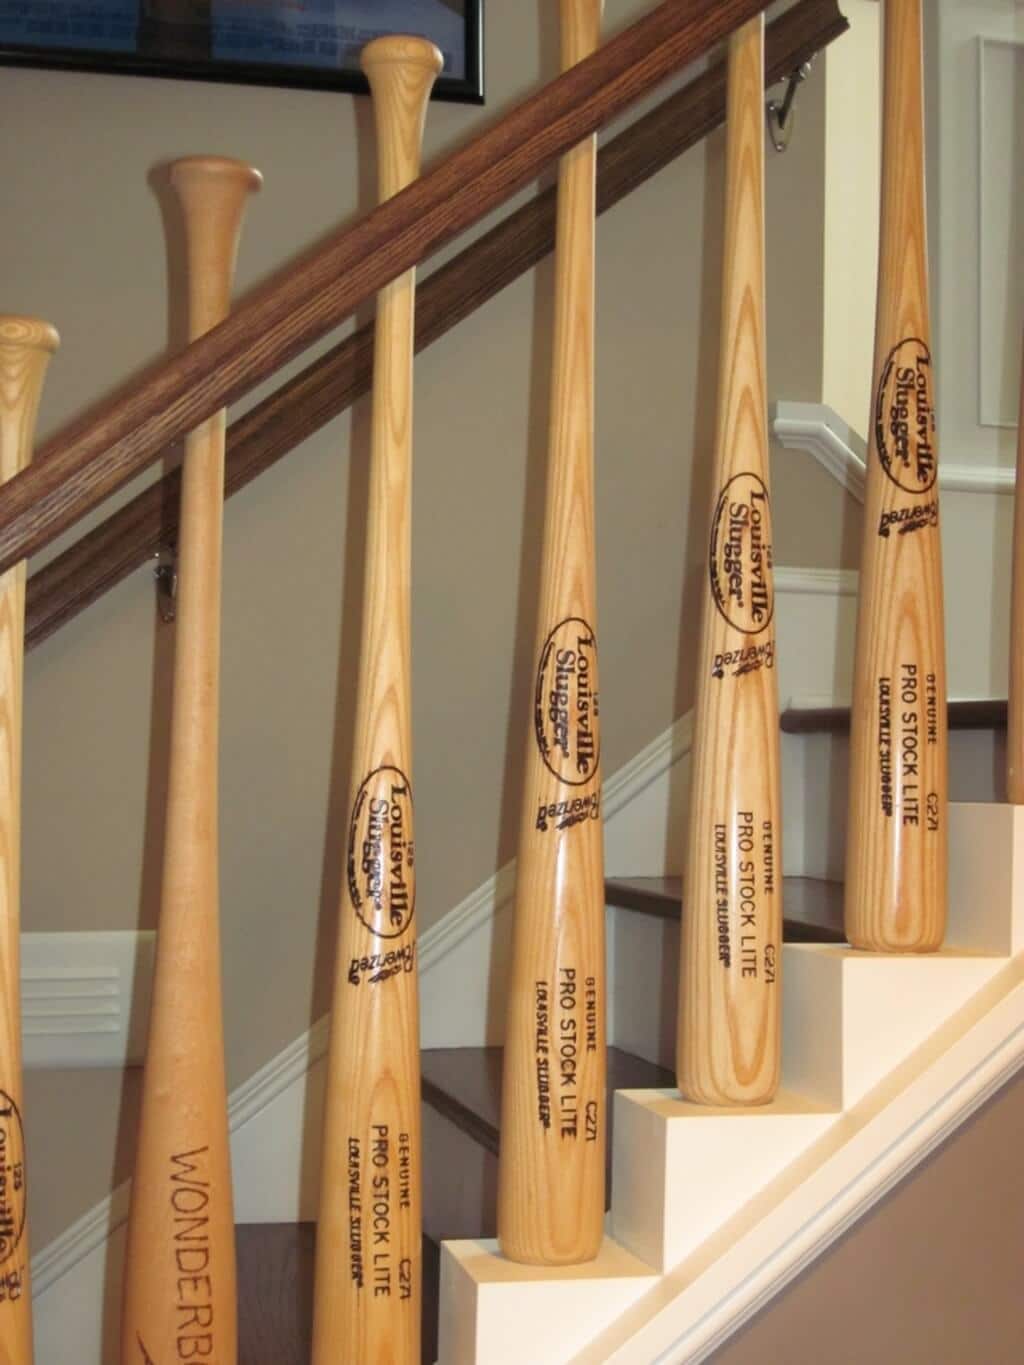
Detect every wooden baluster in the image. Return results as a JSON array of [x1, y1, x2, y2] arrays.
[[121, 157, 260, 1364], [311, 36, 441, 1365], [844, 0, 947, 951], [676, 15, 781, 1106], [497, 0, 607, 1266], [0, 316, 58, 1365], [1007, 335, 1024, 802]]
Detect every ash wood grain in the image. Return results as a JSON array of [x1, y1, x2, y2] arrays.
[[677, 16, 781, 1107], [23, 0, 848, 652], [310, 38, 440, 1365], [844, 0, 947, 952], [0, 0, 775, 581], [120, 158, 260, 1365], [0, 317, 57, 1365], [1008, 336, 1024, 802], [497, 0, 607, 1267]]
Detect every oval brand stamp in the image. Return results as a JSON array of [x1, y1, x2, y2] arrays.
[[709, 472, 774, 634], [347, 766, 415, 939], [534, 618, 600, 785], [0, 1091, 26, 1264], [874, 337, 936, 493]]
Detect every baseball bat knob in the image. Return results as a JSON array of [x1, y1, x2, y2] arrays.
[[361, 37, 443, 203], [0, 317, 60, 354], [166, 156, 262, 339], [168, 154, 263, 197], [361, 34, 444, 77]]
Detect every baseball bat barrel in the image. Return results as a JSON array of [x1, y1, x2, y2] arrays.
[[676, 15, 781, 1107], [844, 0, 947, 951], [121, 156, 260, 1364], [310, 36, 441, 1365], [1007, 335, 1024, 802], [496, 0, 606, 1266], [0, 316, 58, 1363]]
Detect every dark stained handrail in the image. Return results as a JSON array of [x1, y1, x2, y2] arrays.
[[0, 0, 778, 580], [24, 0, 847, 649]]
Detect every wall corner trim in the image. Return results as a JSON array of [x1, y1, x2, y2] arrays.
[[770, 400, 1015, 497]]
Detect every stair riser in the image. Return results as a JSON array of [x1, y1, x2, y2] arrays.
[[607, 907, 678, 1070], [422, 1104, 497, 1245]]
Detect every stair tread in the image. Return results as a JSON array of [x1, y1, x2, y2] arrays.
[[236, 1224, 440, 1365], [781, 697, 1006, 734], [421, 1044, 674, 1161], [606, 873, 846, 942]]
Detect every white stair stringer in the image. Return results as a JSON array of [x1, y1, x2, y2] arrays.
[[435, 802, 1024, 1363]]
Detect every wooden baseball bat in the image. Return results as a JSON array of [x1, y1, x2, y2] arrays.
[[496, 0, 606, 1266], [121, 156, 260, 1364], [1007, 333, 1024, 802], [676, 15, 780, 1107], [310, 36, 440, 1365], [844, 0, 947, 951], [0, 316, 58, 1363]]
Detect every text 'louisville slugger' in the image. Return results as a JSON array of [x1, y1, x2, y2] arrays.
[[845, 0, 947, 951], [677, 14, 781, 1107], [497, 0, 607, 1266], [311, 36, 441, 1365]]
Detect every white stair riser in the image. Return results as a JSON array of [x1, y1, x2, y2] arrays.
[[444, 804, 1024, 1363]]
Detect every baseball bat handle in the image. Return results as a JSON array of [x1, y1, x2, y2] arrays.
[[562, 0, 602, 66], [0, 315, 59, 1363], [844, 0, 947, 951], [676, 15, 781, 1106], [121, 156, 259, 1365], [496, 0, 607, 1266], [311, 36, 440, 1365]]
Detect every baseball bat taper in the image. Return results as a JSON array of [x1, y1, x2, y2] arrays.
[[1007, 333, 1024, 802], [844, 0, 947, 951], [310, 36, 440, 1365], [496, 0, 606, 1266], [0, 316, 58, 1365], [121, 156, 260, 1365], [676, 16, 781, 1107]]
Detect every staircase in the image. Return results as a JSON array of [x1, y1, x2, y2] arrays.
[[234, 875, 838, 1361], [7, 0, 1023, 1357], [226, 815, 1024, 1361]]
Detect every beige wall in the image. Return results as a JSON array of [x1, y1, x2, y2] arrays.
[[714, 1066, 1024, 1364], [1, 10, 834, 1248]]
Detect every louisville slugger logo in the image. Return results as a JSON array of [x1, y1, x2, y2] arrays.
[[347, 766, 415, 939], [0, 1091, 27, 1264], [533, 618, 601, 784], [874, 337, 937, 493], [709, 472, 774, 634], [137, 1336, 156, 1365]]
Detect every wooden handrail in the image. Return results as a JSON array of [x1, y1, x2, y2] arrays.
[[24, 0, 847, 649], [0, 0, 774, 581]]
